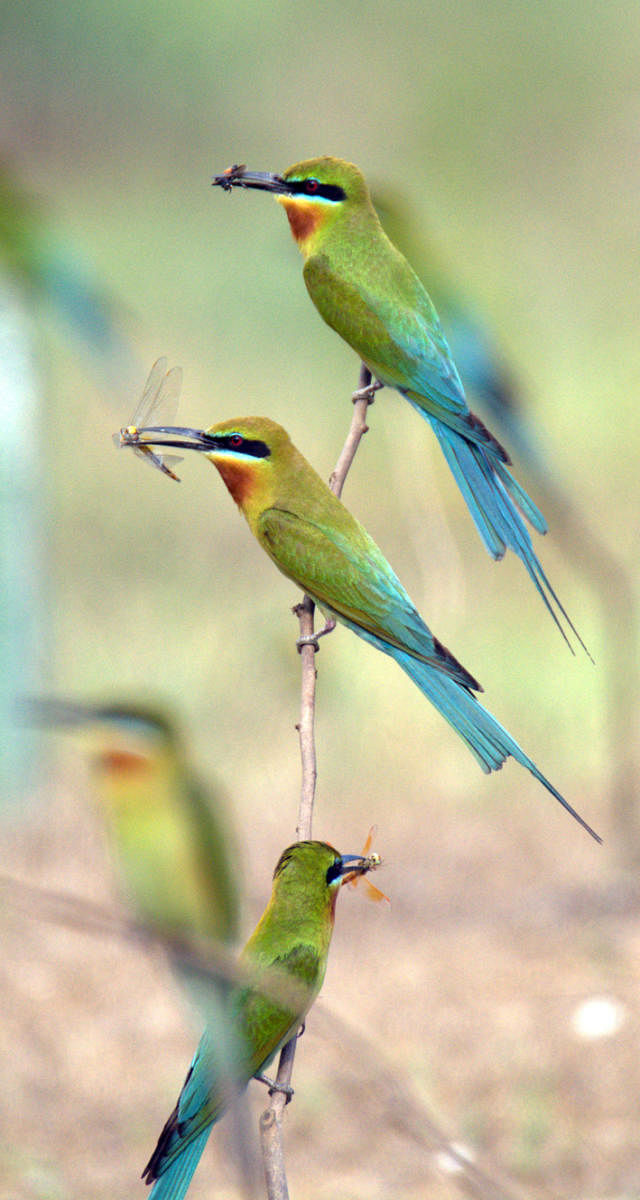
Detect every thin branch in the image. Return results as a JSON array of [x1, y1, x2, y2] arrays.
[[258, 1036, 296, 1200], [329, 363, 374, 499], [260, 365, 374, 1200], [294, 592, 318, 841]]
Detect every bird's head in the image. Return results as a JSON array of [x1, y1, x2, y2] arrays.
[[84, 705, 177, 787], [118, 415, 292, 515], [272, 840, 381, 918], [212, 157, 377, 254], [25, 696, 177, 784], [193, 416, 285, 508]]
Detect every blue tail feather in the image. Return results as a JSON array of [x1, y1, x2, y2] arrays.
[[344, 619, 599, 839], [422, 414, 590, 658], [147, 1128, 211, 1200], [493, 458, 547, 533], [393, 646, 601, 842]]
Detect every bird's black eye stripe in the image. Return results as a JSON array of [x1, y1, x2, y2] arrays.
[[287, 179, 346, 202], [326, 857, 345, 885], [203, 434, 271, 458]]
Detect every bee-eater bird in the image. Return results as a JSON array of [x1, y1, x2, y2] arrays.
[[117, 412, 600, 843], [26, 698, 240, 948], [211, 157, 587, 656], [142, 840, 378, 1200]]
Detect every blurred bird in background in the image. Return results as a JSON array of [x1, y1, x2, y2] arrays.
[[24, 697, 240, 953], [1, 159, 138, 810]]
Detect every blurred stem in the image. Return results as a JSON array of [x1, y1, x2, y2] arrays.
[[259, 365, 372, 1200], [547, 491, 639, 865]]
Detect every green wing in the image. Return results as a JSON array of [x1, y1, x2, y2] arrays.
[[237, 942, 322, 1077], [141, 942, 321, 1180], [257, 507, 451, 669], [303, 251, 467, 416]]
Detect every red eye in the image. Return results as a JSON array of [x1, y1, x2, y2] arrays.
[[229, 434, 243, 448], [305, 178, 319, 194]]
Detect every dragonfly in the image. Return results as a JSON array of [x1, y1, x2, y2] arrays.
[[114, 357, 184, 481], [343, 827, 390, 903]]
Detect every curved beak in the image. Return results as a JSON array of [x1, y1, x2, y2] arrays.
[[118, 426, 219, 452], [212, 165, 292, 194]]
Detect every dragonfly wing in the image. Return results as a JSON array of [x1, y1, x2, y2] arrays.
[[130, 357, 168, 425]]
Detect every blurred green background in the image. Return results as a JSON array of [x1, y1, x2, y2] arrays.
[[2, 2, 639, 1198]]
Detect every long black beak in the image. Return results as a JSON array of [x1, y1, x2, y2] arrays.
[[212, 165, 292, 194], [118, 425, 219, 452]]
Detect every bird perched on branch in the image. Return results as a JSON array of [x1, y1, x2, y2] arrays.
[[117, 409, 600, 843], [142, 840, 380, 1200], [211, 157, 587, 657]]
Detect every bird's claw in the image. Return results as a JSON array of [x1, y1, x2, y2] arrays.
[[352, 379, 383, 405], [296, 619, 336, 653], [255, 1073, 295, 1102], [296, 632, 319, 653]]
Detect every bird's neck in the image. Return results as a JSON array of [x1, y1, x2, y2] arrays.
[[214, 458, 262, 512], [214, 446, 312, 531], [277, 197, 333, 257], [248, 889, 336, 958]]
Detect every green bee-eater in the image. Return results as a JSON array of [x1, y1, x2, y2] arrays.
[[26, 698, 239, 948], [142, 840, 378, 1200], [211, 157, 586, 655], [117, 412, 600, 842]]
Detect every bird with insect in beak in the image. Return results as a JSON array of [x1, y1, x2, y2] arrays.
[[116, 402, 600, 843], [211, 157, 589, 658], [141, 840, 382, 1200]]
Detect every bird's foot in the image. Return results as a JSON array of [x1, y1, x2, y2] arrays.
[[296, 618, 336, 653], [255, 1072, 295, 1102], [352, 378, 383, 405]]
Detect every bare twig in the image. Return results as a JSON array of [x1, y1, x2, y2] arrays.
[[258, 1036, 296, 1200], [260, 366, 374, 1199], [329, 363, 374, 499], [294, 592, 318, 840]]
